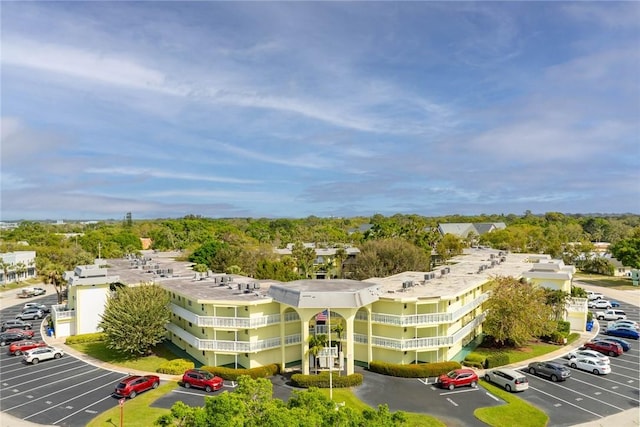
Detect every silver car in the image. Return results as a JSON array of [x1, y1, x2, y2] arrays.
[[484, 368, 529, 392]]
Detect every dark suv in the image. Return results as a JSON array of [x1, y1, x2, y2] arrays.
[[1, 320, 33, 332], [182, 369, 224, 392], [527, 361, 571, 382], [0, 330, 35, 346]]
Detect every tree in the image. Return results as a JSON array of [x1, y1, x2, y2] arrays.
[[435, 234, 464, 261], [352, 239, 430, 280], [0, 259, 11, 286], [99, 284, 170, 355], [483, 276, 556, 347], [609, 238, 640, 269], [41, 263, 66, 304], [307, 334, 328, 374], [332, 319, 345, 354], [544, 289, 570, 321], [291, 242, 316, 279]]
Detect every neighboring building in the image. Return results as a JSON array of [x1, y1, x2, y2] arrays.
[[0, 251, 37, 284], [274, 243, 360, 279], [50, 260, 119, 337], [609, 258, 633, 278]]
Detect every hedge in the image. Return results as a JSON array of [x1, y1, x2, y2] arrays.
[[198, 364, 280, 380], [291, 371, 363, 388], [157, 359, 194, 375], [65, 332, 107, 344], [368, 360, 461, 378], [485, 353, 509, 368], [463, 353, 486, 369]]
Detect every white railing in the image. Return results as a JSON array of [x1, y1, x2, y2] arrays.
[[51, 304, 75, 320], [170, 303, 283, 329], [353, 311, 487, 351], [355, 293, 489, 327], [165, 322, 301, 352]]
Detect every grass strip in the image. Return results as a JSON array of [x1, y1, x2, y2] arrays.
[[474, 381, 548, 427]]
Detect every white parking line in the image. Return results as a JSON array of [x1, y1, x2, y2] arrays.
[[5, 371, 114, 411], [439, 387, 479, 396], [0, 363, 95, 389], [52, 394, 114, 425], [486, 392, 500, 402], [173, 389, 209, 397], [527, 385, 602, 418], [568, 376, 640, 403], [0, 367, 101, 401], [446, 397, 459, 407]]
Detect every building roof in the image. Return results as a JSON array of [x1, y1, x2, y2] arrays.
[[268, 279, 380, 308]]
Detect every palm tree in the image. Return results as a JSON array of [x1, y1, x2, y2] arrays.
[[43, 263, 65, 304], [332, 319, 345, 354], [307, 334, 328, 374], [15, 262, 26, 283], [0, 260, 11, 287]]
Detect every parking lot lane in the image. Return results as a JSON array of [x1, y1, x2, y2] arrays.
[[525, 384, 602, 426]]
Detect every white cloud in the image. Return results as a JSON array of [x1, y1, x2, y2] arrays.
[[84, 167, 260, 185]]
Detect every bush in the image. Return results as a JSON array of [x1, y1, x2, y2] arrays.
[[485, 353, 509, 368], [291, 371, 363, 388], [157, 359, 194, 375], [368, 360, 461, 378], [463, 353, 486, 369], [198, 364, 280, 380], [65, 332, 107, 344], [557, 321, 571, 334]]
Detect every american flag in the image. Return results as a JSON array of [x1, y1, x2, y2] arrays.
[[316, 310, 328, 322]]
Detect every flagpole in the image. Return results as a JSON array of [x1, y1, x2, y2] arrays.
[[328, 307, 332, 400]]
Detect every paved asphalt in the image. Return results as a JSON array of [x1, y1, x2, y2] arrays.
[[1, 283, 639, 427]]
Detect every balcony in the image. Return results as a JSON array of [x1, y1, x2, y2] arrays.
[[51, 304, 75, 321], [170, 303, 299, 329], [165, 323, 302, 353], [355, 293, 489, 327]]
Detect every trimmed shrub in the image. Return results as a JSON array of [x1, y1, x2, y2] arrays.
[[65, 332, 107, 344], [157, 359, 194, 375], [368, 360, 461, 378], [199, 364, 280, 380], [291, 371, 363, 388], [485, 353, 509, 368], [463, 352, 486, 368], [557, 321, 571, 334]]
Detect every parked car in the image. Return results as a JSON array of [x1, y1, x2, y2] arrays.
[[437, 368, 479, 390], [16, 309, 44, 321], [1, 320, 33, 332], [587, 291, 605, 301], [32, 287, 46, 296], [23, 303, 49, 313], [604, 328, 640, 340], [527, 361, 571, 382], [600, 337, 631, 352], [566, 349, 610, 363], [182, 369, 224, 392], [583, 340, 623, 357], [114, 375, 160, 399], [609, 300, 621, 307], [588, 300, 611, 309], [483, 368, 529, 392], [607, 320, 639, 330], [0, 330, 35, 346], [23, 346, 64, 364], [568, 357, 611, 375], [8, 340, 48, 356], [595, 310, 627, 321]]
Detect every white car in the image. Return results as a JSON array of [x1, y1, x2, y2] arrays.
[[588, 300, 611, 309], [23, 346, 64, 364], [483, 368, 529, 392], [566, 349, 610, 364], [568, 357, 611, 375], [607, 320, 639, 330], [587, 291, 605, 301]]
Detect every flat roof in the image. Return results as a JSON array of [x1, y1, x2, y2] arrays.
[[102, 248, 541, 305]]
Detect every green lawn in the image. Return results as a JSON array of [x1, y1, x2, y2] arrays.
[[574, 273, 638, 290], [86, 381, 177, 427], [67, 341, 181, 372], [470, 340, 561, 365], [319, 388, 446, 427], [475, 381, 548, 427]]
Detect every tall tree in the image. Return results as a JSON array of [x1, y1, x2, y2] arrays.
[[609, 238, 640, 269], [352, 239, 430, 280], [483, 276, 556, 347], [99, 284, 170, 355]]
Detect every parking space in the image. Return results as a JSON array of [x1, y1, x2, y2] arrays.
[[0, 294, 127, 427], [516, 297, 640, 427]]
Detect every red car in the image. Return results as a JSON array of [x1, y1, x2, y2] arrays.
[[114, 375, 160, 399], [583, 340, 623, 357], [437, 368, 479, 390], [182, 369, 224, 392], [8, 340, 48, 356]]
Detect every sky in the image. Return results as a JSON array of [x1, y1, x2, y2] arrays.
[[1, 2, 639, 221]]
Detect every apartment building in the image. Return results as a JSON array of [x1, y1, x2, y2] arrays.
[[0, 251, 37, 284]]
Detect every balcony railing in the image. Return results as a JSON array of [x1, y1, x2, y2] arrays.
[[51, 304, 75, 320], [355, 293, 489, 327], [353, 311, 487, 351], [165, 323, 301, 352], [170, 303, 298, 329]]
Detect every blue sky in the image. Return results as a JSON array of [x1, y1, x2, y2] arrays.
[[1, 2, 639, 220]]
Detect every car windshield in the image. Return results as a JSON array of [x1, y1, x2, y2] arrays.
[[446, 371, 459, 379], [202, 371, 214, 379]]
